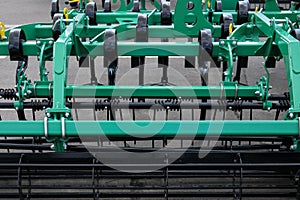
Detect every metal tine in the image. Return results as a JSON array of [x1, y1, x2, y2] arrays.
[[104, 29, 118, 86], [17, 154, 24, 200], [73, 98, 79, 120], [131, 14, 148, 95], [234, 56, 248, 83], [158, 0, 172, 85], [198, 29, 212, 120]]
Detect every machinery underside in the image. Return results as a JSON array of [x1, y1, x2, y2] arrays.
[[1, 0, 300, 198]]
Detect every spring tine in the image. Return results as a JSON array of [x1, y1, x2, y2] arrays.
[[222, 62, 228, 81], [275, 109, 280, 120], [26, 168, 32, 199], [119, 108, 123, 120], [164, 167, 169, 200], [73, 98, 79, 120], [17, 111, 26, 121], [234, 56, 248, 83], [238, 153, 243, 200], [159, 1, 171, 85], [132, 14, 148, 89], [153, 109, 156, 120], [104, 29, 118, 86], [132, 98, 136, 120], [18, 154, 24, 200], [240, 109, 243, 120], [92, 100, 97, 121], [92, 158, 96, 200], [90, 56, 98, 84]]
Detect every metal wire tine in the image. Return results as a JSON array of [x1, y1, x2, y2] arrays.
[[92, 99, 96, 121], [18, 154, 24, 200], [73, 97, 79, 120]]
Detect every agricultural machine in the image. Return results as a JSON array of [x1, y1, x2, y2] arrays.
[[0, 0, 300, 198]]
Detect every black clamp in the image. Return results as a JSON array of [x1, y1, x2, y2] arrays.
[[215, 0, 222, 12], [236, 0, 249, 25], [132, 0, 140, 12], [104, 29, 118, 85], [51, 0, 59, 19], [161, 0, 172, 26], [104, 0, 112, 12], [9, 29, 27, 62], [220, 13, 233, 39], [86, 1, 97, 26], [52, 13, 64, 41]]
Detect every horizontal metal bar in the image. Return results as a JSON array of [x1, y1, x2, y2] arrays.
[[0, 41, 266, 57], [28, 85, 260, 98], [0, 120, 296, 137]]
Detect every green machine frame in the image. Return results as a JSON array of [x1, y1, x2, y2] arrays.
[[0, 0, 300, 152]]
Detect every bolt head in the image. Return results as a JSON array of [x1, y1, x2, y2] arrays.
[[290, 145, 296, 151], [46, 113, 51, 118], [27, 90, 32, 95], [65, 113, 70, 118], [36, 41, 41, 46], [232, 41, 237, 46], [289, 113, 294, 119], [220, 41, 225, 45], [49, 40, 54, 45], [229, 106, 232, 110], [15, 107, 19, 111]]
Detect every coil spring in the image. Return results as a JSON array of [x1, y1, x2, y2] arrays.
[[0, 88, 16, 100], [31, 100, 51, 111], [155, 98, 181, 111]]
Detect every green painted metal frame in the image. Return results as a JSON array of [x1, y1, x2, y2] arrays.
[[0, 0, 300, 152]]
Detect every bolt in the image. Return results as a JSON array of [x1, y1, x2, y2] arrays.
[[232, 41, 237, 46], [65, 113, 70, 118], [290, 145, 296, 151], [15, 107, 19, 111], [36, 41, 41, 46], [289, 113, 294, 119], [27, 90, 32, 95], [50, 144, 55, 150], [267, 107, 271, 112], [15, 92, 19, 97], [166, 106, 170, 110], [255, 91, 260, 96], [49, 40, 54, 45], [24, 93, 27, 97], [218, 56, 223, 61], [46, 113, 51, 118], [104, 106, 107, 110], [220, 40, 225, 45], [229, 106, 232, 110], [0, 96, 2, 99]]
